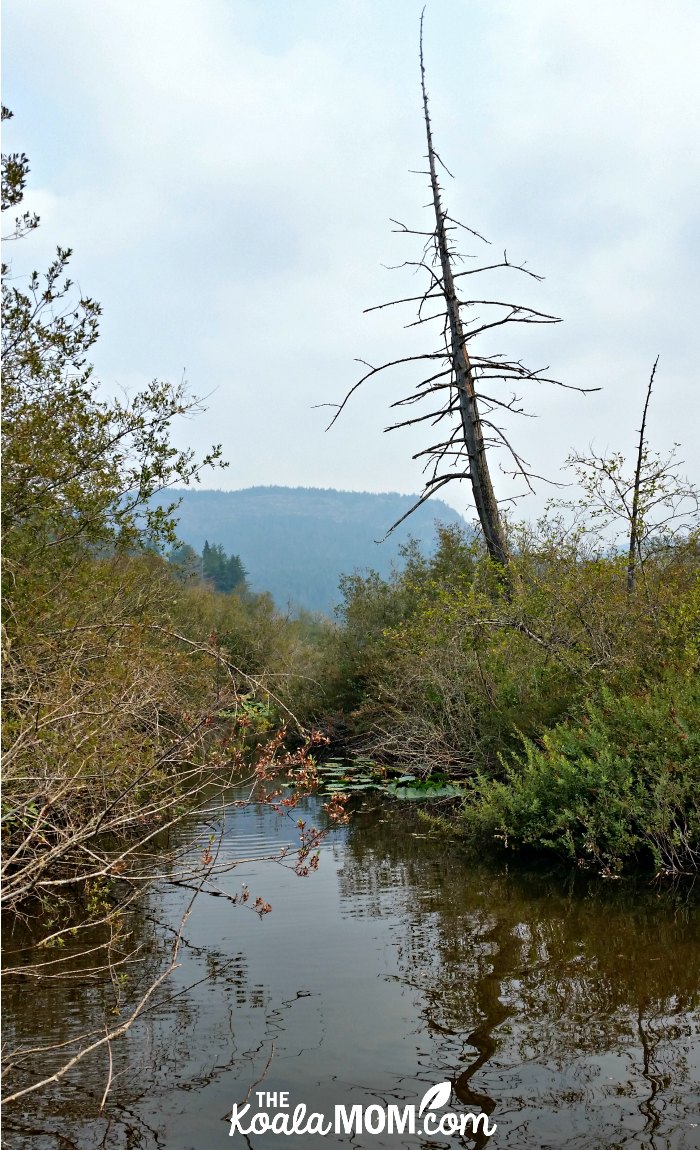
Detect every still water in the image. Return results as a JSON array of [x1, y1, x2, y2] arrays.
[[3, 794, 700, 1149]]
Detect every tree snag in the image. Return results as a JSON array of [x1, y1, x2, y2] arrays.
[[418, 18, 509, 567], [627, 356, 658, 594], [325, 11, 598, 567]]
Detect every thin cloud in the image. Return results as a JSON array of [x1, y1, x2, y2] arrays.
[[2, 0, 697, 519]]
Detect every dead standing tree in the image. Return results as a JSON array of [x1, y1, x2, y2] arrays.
[[327, 13, 597, 566], [627, 356, 658, 594], [563, 354, 699, 597]]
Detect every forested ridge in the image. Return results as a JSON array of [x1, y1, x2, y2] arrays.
[[2, 100, 699, 948], [2, 78, 694, 1058], [3, 7, 700, 1137], [156, 485, 468, 613]]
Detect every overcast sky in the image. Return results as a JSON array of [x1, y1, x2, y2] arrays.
[[3, 0, 699, 524]]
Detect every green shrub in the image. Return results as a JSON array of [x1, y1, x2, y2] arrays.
[[462, 672, 700, 874]]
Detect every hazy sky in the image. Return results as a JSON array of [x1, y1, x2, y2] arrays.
[[3, 0, 699, 523]]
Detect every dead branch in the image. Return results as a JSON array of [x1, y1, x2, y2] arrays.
[[327, 11, 590, 562], [2, 888, 199, 1105], [628, 356, 659, 594]]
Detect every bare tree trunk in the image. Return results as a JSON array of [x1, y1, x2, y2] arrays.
[[627, 356, 659, 594], [419, 22, 510, 568], [329, 17, 582, 551]]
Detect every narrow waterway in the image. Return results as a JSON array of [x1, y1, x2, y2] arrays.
[[3, 793, 699, 1149]]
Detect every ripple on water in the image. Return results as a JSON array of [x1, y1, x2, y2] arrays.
[[3, 795, 699, 1150]]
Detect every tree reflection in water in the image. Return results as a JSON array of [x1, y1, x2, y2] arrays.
[[3, 797, 699, 1149], [339, 806, 700, 1149]]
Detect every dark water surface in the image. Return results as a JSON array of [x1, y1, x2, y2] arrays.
[[3, 795, 700, 1149]]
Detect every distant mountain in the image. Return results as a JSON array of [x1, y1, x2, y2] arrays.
[[152, 486, 469, 614]]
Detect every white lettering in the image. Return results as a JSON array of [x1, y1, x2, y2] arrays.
[[229, 1103, 251, 1136], [387, 1105, 415, 1134], [423, 1112, 439, 1135], [306, 1112, 332, 1135], [335, 1104, 363, 1134], [460, 1112, 498, 1137], [439, 1113, 459, 1135], [258, 1091, 284, 1108], [364, 1105, 385, 1134], [291, 1104, 308, 1134], [231, 1092, 497, 1140]]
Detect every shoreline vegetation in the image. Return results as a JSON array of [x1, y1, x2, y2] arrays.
[[299, 520, 699, 879], [3, 98, 699, 924], [1, 108, 348, 1104], [2, 94, 698, 1108]]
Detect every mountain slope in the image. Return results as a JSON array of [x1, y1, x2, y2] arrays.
[[153, 486, 469, 614]]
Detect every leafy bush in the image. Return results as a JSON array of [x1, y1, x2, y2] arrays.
[[311, 517, 698, 769], [462, 672, 700, 874]]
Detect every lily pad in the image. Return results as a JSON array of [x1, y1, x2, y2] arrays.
[[384, 783, 463, 801]]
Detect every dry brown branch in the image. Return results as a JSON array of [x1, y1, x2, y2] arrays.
[[2, 888, 199, 1105], [98, 1030, 114, 1114], [2, 722, 346, 1102]]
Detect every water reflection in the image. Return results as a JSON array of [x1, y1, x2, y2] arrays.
[[340, 807, 700, 1148], [3, 797, 699, 1149]]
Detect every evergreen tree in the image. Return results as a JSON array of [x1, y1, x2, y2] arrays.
[[201, 540, 247, 593]]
